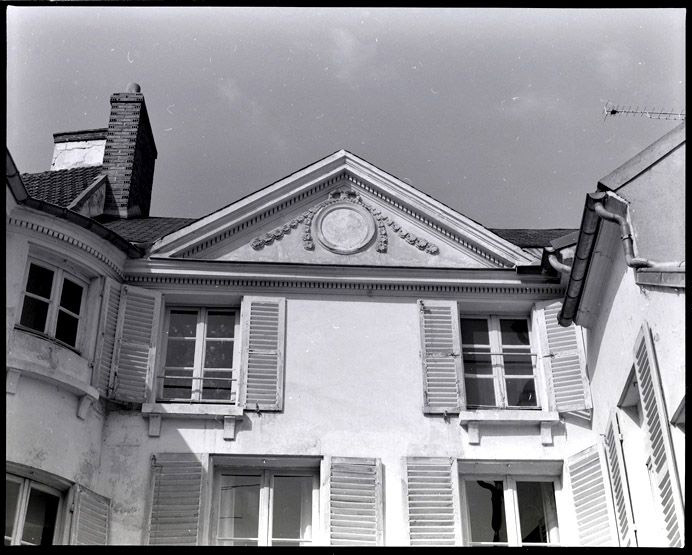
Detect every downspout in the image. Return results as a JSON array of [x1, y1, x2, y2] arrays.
[[592, 202, 685, 272], [546, 248, 572, 275]]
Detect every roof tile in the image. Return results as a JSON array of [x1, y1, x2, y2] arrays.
[[99, 217, 197, 243], [489, 228, 578, 247], [21, 165, 104, 207]]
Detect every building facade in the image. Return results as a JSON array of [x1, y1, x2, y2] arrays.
[[5, 85, 684, 546]]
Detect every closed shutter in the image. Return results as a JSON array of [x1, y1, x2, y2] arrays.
[[70, 485, 110, 545], [603, 410, 637, 546], [111, 285, 162, 403], [534, 300, 591, 413], [404, 457, 461, 546], [326, 457, 383, 545], [566, 444, 618, 546], [148, 453, 203, 545], [633, 323, 684, 547], [238, 296, 286, 411], [93, 277, 122, 397], [417, 300, 464, 414]]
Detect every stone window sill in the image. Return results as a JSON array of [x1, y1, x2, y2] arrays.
[[458, 410, 560, 446], [142, 403, 244, 440]]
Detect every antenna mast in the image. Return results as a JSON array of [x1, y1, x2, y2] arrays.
[[603, 102, 686, 121]]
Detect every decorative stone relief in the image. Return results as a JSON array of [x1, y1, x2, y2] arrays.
[[250, 187, 439, 255]]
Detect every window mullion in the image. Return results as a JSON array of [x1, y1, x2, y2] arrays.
[[258, 471, 271, 546], [192, 309, 206, 401], [504, 477, 521, 546], [46, 269, 63, 337], [489, 317, 506, 407], [13, 478, 31, 546]]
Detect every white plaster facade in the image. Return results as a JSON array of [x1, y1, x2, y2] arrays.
[[5, 111, 685, 546]]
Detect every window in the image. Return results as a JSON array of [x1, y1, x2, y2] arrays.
[[159, 308, 240, 403], [18, 261, 86, 349], [5, 474, 63, 546], [460, 316, 537, 409], [213, 469, 318, 546], [460, 476, 559, 547]]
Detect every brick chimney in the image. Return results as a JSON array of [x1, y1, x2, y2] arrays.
[[102, 83, 158, 218]]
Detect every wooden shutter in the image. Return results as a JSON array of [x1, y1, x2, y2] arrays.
[[534, 300, 591, 412], [417, 300, 464, 414], [633, 323, 684, 547], [111, 285, 162, 403], [326, 457, 383, 545], [70, 485, 110, 545], [238, 296, 286, 411], [603, 410, 637, 546], [93, 277, 122, 397], [566, 444, 618, 546], [404, 457, 461, 546], [148, 453, 203, 545]]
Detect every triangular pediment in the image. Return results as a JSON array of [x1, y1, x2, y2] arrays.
[[151, 151, 536, 269]]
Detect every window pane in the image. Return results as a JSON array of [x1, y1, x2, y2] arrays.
[[5, 480, 20, 545], [168, 311, 198, 337], [202, 370, 233, 401], [464, 480, 507, 544], [218, 474, 261, 542], [165, 338, 196, 367], [207, 312, 235, 338], [162, 368, 194, 400], [59, 278, 83, 314], [19, 297, 49, 333], [464, 376, 496, 407], [463, 350, 492, 375], [505, 378, 537, 407], [460, 318, 489, 345], [271, 476, 313, 541], [21, 488, 59, 545], [516, 482, 556, 544], [503, 353, 534, 375], [205, 340, 234, 368], [500, 319, 530, 346], [55, 311, 79, 347], [25, 264, 54, 299]]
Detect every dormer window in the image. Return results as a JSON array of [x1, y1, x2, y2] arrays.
[[18, 261, 86, 349]]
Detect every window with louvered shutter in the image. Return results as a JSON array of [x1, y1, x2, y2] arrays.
[[148, 453, 203, 545], [417, 300, 464, 414], [238, 296, 286, 411], [326, 457, 383, 546], [93, 278, 121, 397], [533, 300, 591, 413], [70, 485, 110, 545], [111, 285, 162, 403], [566, 444, 618, 546], [404, 457, 461, 546], [633, 323, 684, 547], [603, 410, 637, 546]]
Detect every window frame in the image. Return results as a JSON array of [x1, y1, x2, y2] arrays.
[[157, 306, 241, 404], [210, 466, 320, 546], [5, 473, 65, 546], [16, 259, 88, 352], [459, 313, 540, 410], [458, 473, 560, 547]]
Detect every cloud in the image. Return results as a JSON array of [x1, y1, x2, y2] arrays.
[[217, 78, 243, 107], [329, 27, 378, 83], [595, 44, 633, 88]]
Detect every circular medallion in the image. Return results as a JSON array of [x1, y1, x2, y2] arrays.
[[314, 203, 376, 254]]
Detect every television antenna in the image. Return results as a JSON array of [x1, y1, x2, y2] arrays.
[[603, 102, 686, 121]]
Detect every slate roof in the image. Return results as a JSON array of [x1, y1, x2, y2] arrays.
[[21, 165, 104, 207], [489, 228, 578, 248], [99, 217, 198, 243]]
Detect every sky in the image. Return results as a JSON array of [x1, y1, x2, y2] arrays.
[[6, 7, 686, 229]]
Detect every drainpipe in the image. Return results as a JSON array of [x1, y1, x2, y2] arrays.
[[545, 248, 572, 275], [592, 202, 685, 272]]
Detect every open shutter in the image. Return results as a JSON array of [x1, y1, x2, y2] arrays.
[[93, 277, 122, 397], [404, 457, 461, 546], [70, 485, 110, 545], [238, 296, 286, 411], [603, 410, 637, 546], [417, 300, 464, 414], [111, 285, 162, 403], [566, 444, 618, 546], [326, 457, 383, 545], [148, 453, 203, 545], [633, 323, 684, 547], [534, 300, 591, 413]]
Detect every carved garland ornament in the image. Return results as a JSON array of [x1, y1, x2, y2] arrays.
[[250, 188, 439, 255]]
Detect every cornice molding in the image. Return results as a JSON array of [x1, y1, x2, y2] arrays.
[[7, 215, 124, 278]]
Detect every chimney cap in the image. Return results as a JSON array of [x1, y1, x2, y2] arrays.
[[126, 82, 141, 93]]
